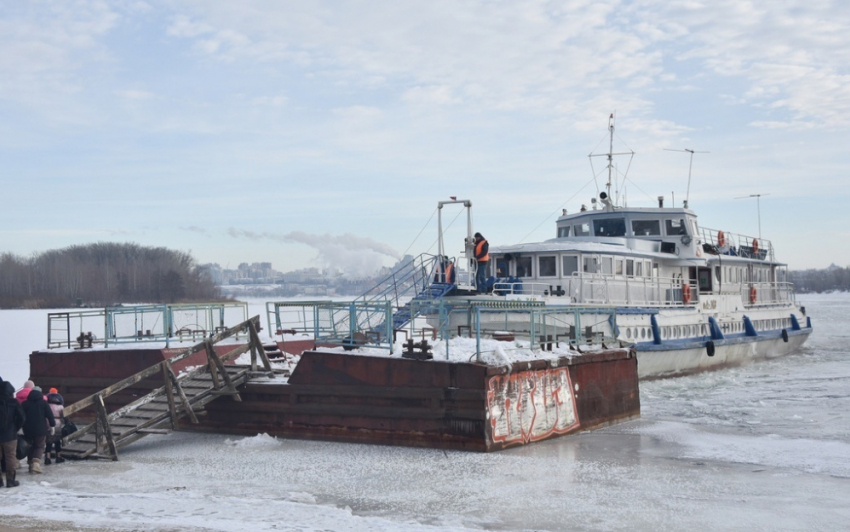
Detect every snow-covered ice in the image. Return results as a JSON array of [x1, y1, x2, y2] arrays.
[[1, 294, 848, 531]]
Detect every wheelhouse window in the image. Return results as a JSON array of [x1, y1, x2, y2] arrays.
[[516, 256, 532, 278], [601, 256, 613, 274], [574, 223, 591, 236], [665, 219, 688, 236], [557, 226, 570, 238], [594, 218, 626, 237], [494, 258, 508, 277], [538, 256, 557, 277], [583, 256, 599, 274], [632, 219, 661, 236], [562, 256, 578, 276], [626, 259, 635, 277]]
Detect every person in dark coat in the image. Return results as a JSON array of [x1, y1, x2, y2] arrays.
[[21, 388, 54, 474], [1, 381, 25, 487]]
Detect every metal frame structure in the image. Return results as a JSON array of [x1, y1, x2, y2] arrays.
[[266, 300, 395, 352], [47, 302, 249, 349]]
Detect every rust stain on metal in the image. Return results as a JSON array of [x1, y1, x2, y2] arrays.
[[30, 346, 639, 451]]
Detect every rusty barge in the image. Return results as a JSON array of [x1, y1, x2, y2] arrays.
[[30, 312, 639, 454]]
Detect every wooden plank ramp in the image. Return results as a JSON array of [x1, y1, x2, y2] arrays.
[[60, 316, 278, 461]]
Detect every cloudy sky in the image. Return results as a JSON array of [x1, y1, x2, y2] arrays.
[[2, 0, 848, 274]]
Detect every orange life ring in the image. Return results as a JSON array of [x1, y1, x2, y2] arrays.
[[682, 284, 692, 305], [717, 231, 726, 248], [752, 238, 759, 255], [749, 285, 757, 304]]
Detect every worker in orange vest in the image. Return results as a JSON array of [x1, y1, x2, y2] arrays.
[[473, 232, 489, 293]]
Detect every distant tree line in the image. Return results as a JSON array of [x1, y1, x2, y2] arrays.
[[789, 265, 850, 293], [0, 242, 221, 308]]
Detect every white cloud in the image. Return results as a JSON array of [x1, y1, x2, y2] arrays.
[[166, 14, 214, 38], [644, 0, 850, 128]]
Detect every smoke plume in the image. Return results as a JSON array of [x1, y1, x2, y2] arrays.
[[227, 228, 401, 278]]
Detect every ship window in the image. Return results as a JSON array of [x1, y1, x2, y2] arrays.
[[636, 261, 643, 277], [665, 219, 688, 236], [516, 256, 532, 278], [594, 218, 626, 237], [632, 219, 661, 236], [583, 256, 599, 274], [562, 256, 579, 276], [557, 226, 570, 238], [574, 223, 591, 237], [615, 259, 624, 275], [626, 259, 635, 277], [601, 256, 613, 274], [539, 256, 557, 277], [495, 258, 508, 277]]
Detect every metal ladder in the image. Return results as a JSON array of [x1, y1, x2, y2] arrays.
[[60, 316, 278, 461]]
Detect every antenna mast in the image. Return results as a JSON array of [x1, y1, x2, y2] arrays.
[[735, 193, 769, 240], [589, 113, 634, 209], [607, 113, 615, 203], [664, 148, 709, 209]]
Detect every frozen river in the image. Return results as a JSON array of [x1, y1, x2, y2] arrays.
[[1, 294, 848, 531]]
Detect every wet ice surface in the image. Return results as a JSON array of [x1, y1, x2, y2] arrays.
[[2, 294, 849, 531]]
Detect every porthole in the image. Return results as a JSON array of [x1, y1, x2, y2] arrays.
[[626, 328, 632, 339]]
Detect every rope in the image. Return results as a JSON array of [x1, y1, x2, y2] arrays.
[[400, 207, 437, 258], [518, 175, 597, 244]]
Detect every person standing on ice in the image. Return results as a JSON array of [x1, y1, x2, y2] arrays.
[[1, 381, 25, 487], [44, 388, 65, 465], [21, 387, 54, 474], [474, 232, 490, 293], [15, 380, 34, 403]]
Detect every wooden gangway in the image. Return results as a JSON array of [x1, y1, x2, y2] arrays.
[[61, 316, 280, 461]]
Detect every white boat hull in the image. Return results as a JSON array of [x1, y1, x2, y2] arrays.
[[634, 329, 811, 379]]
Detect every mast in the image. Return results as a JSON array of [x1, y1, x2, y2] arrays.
[[588, 113, 634, 211], [606, 113, 614, 205]]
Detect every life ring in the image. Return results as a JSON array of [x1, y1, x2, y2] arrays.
[[752, 238, 759, 255], [717, 230, 726, 248], [749, 285, 757, 304], [682, 284, 692, 305]]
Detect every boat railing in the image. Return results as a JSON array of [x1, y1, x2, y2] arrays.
[[741, 281, 796, 306], [493, 274, 697, 307], [46, 302, 250, 349], [699, 227, 774, 261], [354, 253, 439, 311]]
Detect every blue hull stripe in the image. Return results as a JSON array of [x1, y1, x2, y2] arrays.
[[635, 327, 812, 352]]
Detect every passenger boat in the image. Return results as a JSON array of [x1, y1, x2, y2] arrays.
[[434, 115, 812, 378]]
